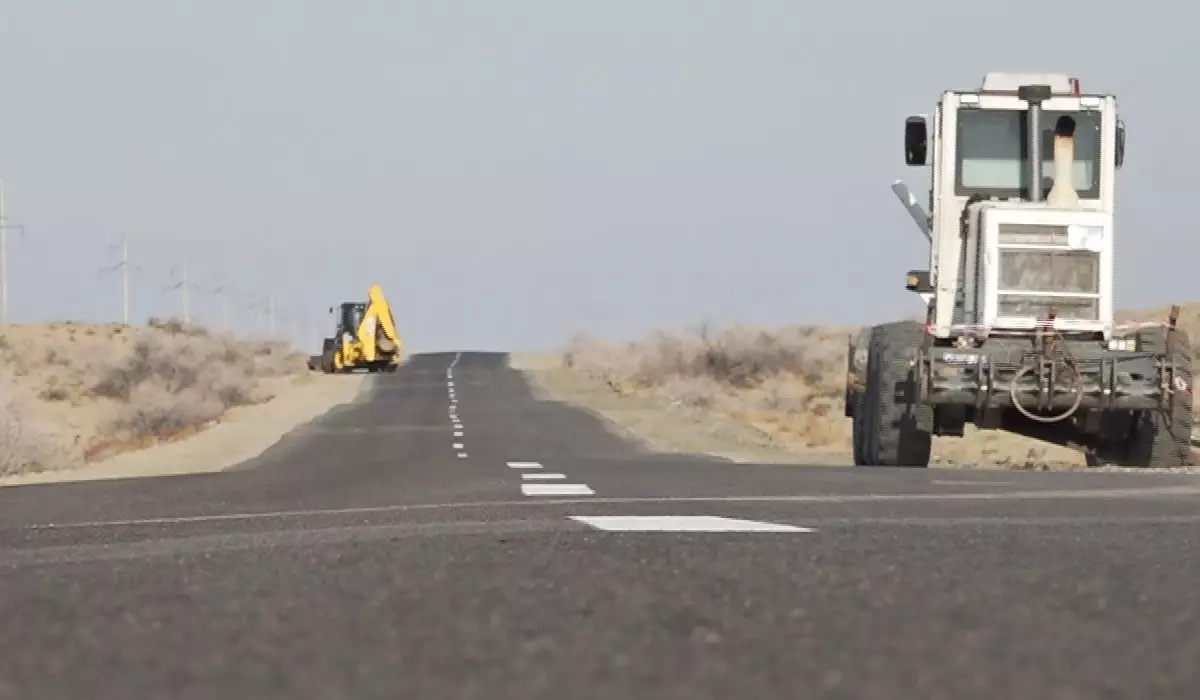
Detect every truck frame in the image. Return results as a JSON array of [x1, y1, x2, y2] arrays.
[[845, 72, 1194, 468]]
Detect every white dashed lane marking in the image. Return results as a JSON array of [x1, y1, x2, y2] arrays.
[[570, 515, 814, 533], [447, 354, 465, 460], [508, 461, 595, 496], [522, 483, 595, 496]]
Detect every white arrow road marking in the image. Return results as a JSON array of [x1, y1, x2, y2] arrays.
[[522, 484, 594, 496], [569, 515, 814, 532]]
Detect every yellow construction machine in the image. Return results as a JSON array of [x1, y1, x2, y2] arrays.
[[319, 284, 403, 373]]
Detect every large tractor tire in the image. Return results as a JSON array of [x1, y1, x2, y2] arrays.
[[851, 390, 866, 465], [320, 338, 336, 374], [1126, 328, 1194, 468], [853, 321, 932, 467]]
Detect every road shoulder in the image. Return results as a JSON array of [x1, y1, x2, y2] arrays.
[[0, 373, 368, 487]]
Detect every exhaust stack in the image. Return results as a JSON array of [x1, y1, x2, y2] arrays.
[[1045, 115, 1080, 208]]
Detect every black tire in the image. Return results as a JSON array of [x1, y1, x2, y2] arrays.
[[320, 337, 336, 374], [844, 336, 856, 418], [851, 389, 866, 465], [855, 321, 932, 467], [1126, 328, 1194, 468]]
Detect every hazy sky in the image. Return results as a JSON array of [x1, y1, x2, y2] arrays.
[[0, 1, 1187, 353]]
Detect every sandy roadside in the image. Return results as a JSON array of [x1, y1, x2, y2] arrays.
[[0, 372, 368, 487], [508, 352, 852, 465]]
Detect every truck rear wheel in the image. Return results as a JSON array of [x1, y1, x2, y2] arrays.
[[1126, 328, 1194, 468], [854, 321, 932, 467]]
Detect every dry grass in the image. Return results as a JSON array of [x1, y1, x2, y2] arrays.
[[552, 304, 1200, 467], [560, 322, 856, 454], [0, 317, 308, 477]]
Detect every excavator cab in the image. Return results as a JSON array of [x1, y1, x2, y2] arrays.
[[338, 303, 366, 338]]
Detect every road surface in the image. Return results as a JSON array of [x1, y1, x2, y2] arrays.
[[2, 352, 1199, 699]]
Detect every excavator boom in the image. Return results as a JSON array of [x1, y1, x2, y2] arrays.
[[357, 284, 402, 362]]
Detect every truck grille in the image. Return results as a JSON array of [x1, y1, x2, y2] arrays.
[[995, 223, 1101, 321]]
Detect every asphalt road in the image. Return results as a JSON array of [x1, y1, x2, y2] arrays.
[[3, 352, 1200, 699]]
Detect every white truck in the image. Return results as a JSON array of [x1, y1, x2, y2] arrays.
[[845, 72, 1193, 468]]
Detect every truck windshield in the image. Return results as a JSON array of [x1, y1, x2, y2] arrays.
[[956, 108, 1101, 199]]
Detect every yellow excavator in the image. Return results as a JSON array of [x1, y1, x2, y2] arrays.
[[319, 284, 403, 373]]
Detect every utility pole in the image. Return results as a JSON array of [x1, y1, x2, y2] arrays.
[[164, 264, 198, 323], [0, 178, 26, 326], [207, 280, 232, 332], [1, 176, 7, 326], [100, 232, 138, 325]]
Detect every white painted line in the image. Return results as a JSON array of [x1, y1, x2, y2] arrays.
[[521, 484, 594, 496], [453, 423, 463, 430], [457, 452, 468, 459], [37, 487, 1200, 531], [453, 443, 464, 449], [569, 515, 814, 532], [506, 461, 543, 469], [453, 430, 463, 437], [448, 381, 455, 388], [522, 473, 567, 480]]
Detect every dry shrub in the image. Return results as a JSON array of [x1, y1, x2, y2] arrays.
[[0, 369, 76, 476], [89, 317, 305, 442], [562, 323, 854, 448]]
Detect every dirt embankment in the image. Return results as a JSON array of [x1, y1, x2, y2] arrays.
[[0, 318, 364, 485], [515, 304, 1200, 470]]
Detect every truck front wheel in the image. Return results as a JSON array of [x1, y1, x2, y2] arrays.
[[854, 321, 932, 467]]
